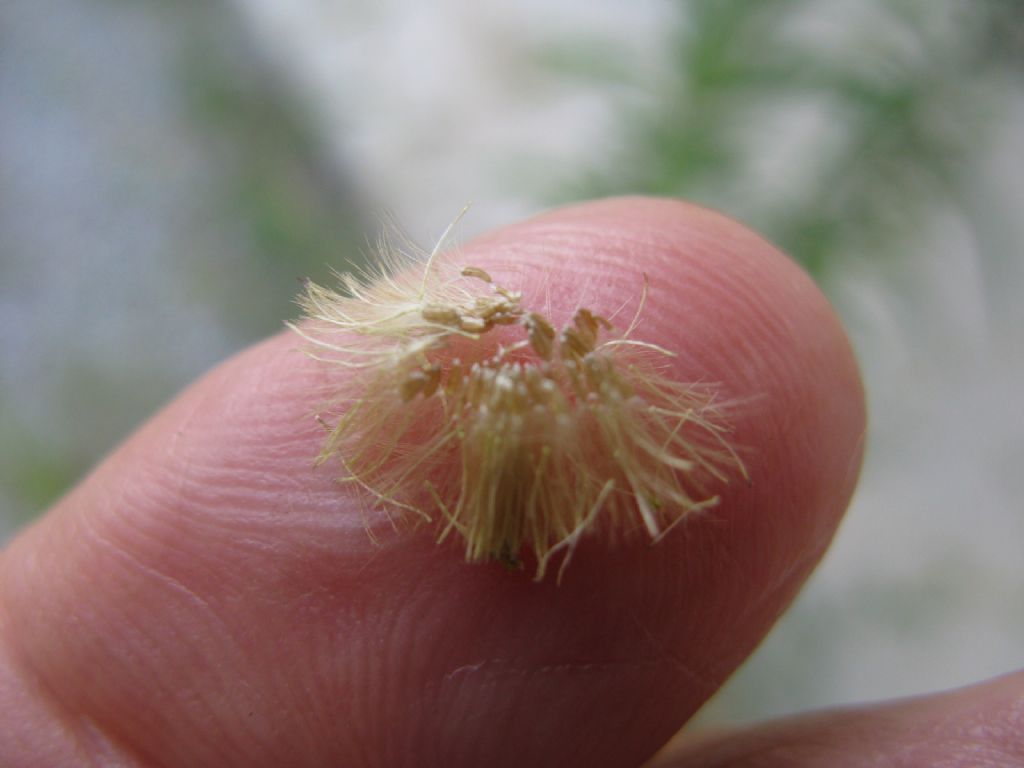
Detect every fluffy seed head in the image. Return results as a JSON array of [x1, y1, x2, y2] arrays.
[[293, 222, 743, 580]]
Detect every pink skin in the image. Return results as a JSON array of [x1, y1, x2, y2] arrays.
[[0, 197, 870, 766], [657, 670, 1024, 767]]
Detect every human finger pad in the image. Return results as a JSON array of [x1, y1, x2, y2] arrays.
[[1, 198, 865, 768], [657, 670, 1024, 766]]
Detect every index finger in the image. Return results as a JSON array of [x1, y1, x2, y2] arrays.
[[0, 197, 865, 768]]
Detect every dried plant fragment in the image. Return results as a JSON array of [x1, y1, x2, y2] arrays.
[[294, 226, 742, 581]]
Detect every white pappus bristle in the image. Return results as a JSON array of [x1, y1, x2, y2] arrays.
[[293, 222, 743, 581]]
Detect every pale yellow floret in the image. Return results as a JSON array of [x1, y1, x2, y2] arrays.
[[295, 226, 743, 581]]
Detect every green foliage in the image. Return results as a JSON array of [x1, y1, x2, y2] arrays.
[[179, 11, 371, 337], [559, 0, 1019, 281], [0, 416, 79, 523]]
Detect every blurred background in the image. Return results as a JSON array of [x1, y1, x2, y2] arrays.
[[2, 0, 1022, 726]]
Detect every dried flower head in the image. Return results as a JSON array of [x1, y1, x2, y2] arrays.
[[293, 217, 742, 580]]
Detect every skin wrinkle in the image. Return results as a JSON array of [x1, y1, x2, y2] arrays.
[[290, 600, 372, 764], [356, 568, 451, 764], [427, 659, 637, 766], [0, 606, 92, 765], [625, 610, 720, 692], [406, 559, 668, 761], [76, 432, 350, 767], [0, 587, 159, 768], [65, 524, 255, 766], [132, 344, 378, 546]]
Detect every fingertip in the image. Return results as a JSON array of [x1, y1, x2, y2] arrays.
[[1, 197, 865, 768]]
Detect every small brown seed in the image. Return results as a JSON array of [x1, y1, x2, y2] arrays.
[[400, 371, 427, 401], [460, 315, 488, 333], [422, 304, 460, 325], [525, 312, 555, 360], [421, 364, 442, 398], [572, 308, 610, 348], [560, 327, 591, 361], [460, 266, 493, 283]]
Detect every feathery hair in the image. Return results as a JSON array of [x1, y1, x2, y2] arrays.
[[293, 217, 742, 580]]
